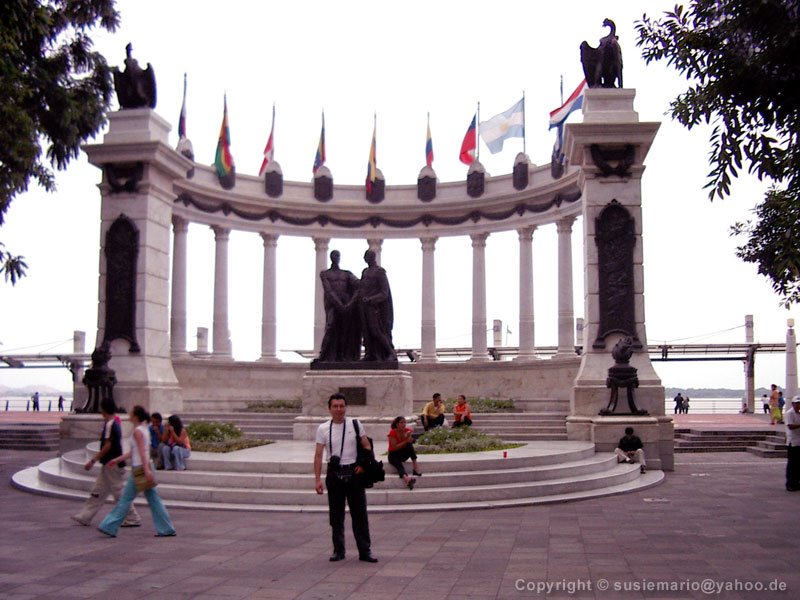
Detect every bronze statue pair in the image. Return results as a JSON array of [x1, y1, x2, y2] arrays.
[[317, 250, 396, 364]]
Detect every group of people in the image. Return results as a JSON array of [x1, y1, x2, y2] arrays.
[[766, 384, 787, 425], [70, 401, 192, 538], [673, 392, 690, 414], [419, 393, 473, 430]]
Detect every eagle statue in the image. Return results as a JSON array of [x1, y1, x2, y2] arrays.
[[112, 43, 157, 109], [580, 18, 623, 89]]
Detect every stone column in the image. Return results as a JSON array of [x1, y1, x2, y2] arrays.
[[565, 88, 670, 470], [516, 226, 536, 361], [260, 233, 279, 362], [419, 237, 438, 363], [212, 225, 232, 358], [313, 237, 330, 355], [82, 109, 191, 413], [787, 319, 798, 399], [470, 233, 491, 362], [555, 216, 576, 357], [170, 215, 189, 356], [745, 314, 755, 413], [367, 238, 383, 265]]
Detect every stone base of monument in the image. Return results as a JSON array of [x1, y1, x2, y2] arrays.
[[58, 413, 135, 454], [293, 369, 413, 440], [566, 414, 674, 472]]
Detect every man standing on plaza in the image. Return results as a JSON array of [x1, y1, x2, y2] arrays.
[[314, 393, 377, 563], [784, 396, 800, 492]]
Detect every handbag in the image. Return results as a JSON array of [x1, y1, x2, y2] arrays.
[[132, 466, 157, 492], [354, 420, 385, 488]]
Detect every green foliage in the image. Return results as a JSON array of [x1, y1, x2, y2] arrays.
[[414, 426, 523, 454], [241, 399, 302, 413], [442, 397, 516, 413], [186, 420, 272, 453], [0, 242, 27, 284], [186, 421, 243, 443], [0, 0, 119, 282], [636, 1, 800, 306]]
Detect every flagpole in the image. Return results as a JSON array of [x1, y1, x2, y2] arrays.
[[476, 101, 480, 162], [560, 74, 564, 104], [522, 90, 526, 155]]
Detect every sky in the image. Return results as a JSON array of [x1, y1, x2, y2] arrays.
[[1, 0, 798, 394]]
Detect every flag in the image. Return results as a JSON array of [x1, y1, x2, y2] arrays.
[[258, 103, 275, 176], [480, 98, 524, 154], [178, 73, 187, 139], [425, 114, 434, 167], [366, 116, 377, 194], [459, 114, 477, 165], [313, 113, 326, 174], [548, 79, 586, 178], [214, 94, 235, 178], [549, 79, 587, 127]]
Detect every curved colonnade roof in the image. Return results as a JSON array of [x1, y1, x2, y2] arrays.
[[172, 161, 583, 239]]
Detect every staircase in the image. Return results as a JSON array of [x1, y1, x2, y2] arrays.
[[12, 438, 663, 512], [183, 412, 296, 440], [674, 427, 786, 456], [0, 423, 60, 451]]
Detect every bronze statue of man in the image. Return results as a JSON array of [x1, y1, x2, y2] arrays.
[[358, 250, 396, 362], [318, 250, 361, 362]]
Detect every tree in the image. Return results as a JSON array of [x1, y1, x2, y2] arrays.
[[0, 0, 119, 284], [636, 0, 800, 306]]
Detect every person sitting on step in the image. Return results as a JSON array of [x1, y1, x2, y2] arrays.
[[420, 393, 446, 431], [615, 426, 647, 474], [452, 394, 473, 428], [387, 416, 421, 490]]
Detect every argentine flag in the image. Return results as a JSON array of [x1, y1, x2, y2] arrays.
[[480, 98, 525, 154]]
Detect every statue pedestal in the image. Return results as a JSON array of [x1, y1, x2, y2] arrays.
[[293, 369, 413, 440], [566, 415, 674, 471]]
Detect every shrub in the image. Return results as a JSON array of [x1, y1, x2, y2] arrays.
[[240, 399, 302, 413], [186, 421, 243, 442], [414, 426, 523, 454], [442, 397, 516, 413]]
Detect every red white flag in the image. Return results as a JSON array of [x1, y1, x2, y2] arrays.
[[259, 104, 275, 176], [459, 114, 477, 165]]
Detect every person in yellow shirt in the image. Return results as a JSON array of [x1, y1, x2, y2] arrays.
[[420, 393, 445, 430]]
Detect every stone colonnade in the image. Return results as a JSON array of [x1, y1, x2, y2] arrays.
[[167, 220, 580, 361]]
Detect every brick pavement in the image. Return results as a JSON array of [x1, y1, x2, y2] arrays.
[[1, 449, 798, 599]]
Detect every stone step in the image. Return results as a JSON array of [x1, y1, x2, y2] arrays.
[[675, 439, 760, 448], [746, 447, 787, 459], [0, 424, 60, 451], [675, 446, 748, 453], [12, 440, 664, 512]]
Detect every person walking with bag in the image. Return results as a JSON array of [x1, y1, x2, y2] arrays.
[[71, 397, 141, 528], [98, 405, 176, 538], [313, 393, 377, 563]]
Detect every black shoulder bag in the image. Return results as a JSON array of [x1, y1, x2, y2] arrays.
[[353, 419, 385, 488]]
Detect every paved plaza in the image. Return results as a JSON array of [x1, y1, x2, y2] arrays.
[[1, 436, 798, 600]]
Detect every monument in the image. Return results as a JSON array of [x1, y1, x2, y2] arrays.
[[297, 250, 410, 439]]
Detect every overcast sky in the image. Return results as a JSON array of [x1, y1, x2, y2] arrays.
[[1, 0, 797, 394]]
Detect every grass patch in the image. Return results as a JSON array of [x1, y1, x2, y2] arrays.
[[239, 399, 301, 413], [442, 397, 517, 413], [414, 426, 524, 454], [186, 420, 272, 453]]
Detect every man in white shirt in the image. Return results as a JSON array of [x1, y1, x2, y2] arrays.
[[314, 393, 377, 562], [784, 395, 800, 492]]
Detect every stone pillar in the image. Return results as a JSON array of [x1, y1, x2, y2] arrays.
[[516, 226, 536, 361], [470, 233, 491, 362], [82, 108, 191, 413], [71, 330, 87, 411], [564, 88, 671, 470], [260, 233, 279, 362], [212, 225, 232, 358], [555, 216, 576, 357], [419, 237, 438, 363], [367, 238, 383, 265], [787, 319, 798, 399], [745, 314, 755, 412], [313, 237, 330, 355], [170, 216, 189, 356]]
